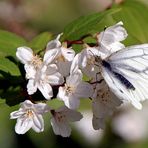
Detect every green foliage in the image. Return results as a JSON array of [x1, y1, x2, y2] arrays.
[[0, 30, 26, 78], [0, 57, 20, 76], [112, 0, 148, 45], [0, 30, 26, 57], [0, 86, 24, 106], [28, 32, 52, 53], [0, 31, 53, 106], [61, 8, 120, 41]]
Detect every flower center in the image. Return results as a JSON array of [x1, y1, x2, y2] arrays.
[[26, 109, 34, 118], [55, 112, 66, 122], [56, 55, 66, 62], [31, 55, 42, 68], [65, 84, 75, 94], [97, 88, 110, 104]]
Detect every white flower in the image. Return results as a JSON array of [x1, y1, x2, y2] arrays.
[[16, 47, 64, 99], [27, 64, 64, 99], [44, 34, 75, 77], [50, 106, 83, 137], [77, 46, 101, 78], [57, 70, 93, 109], [10, 100, 49, 134], [16, 46, 42, 79], [97, 21, 128, 59], [92, 81, 122, 130]]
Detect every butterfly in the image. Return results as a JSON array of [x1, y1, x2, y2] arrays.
[[99, 44, 148, 109]]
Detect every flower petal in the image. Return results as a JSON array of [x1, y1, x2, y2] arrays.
[[57, 61, 71, 77], [21, 100, 34, 109], [38, 82, 53, 99], [16, 47, 33, 64], [46, 64, 58, 75], [47, 72, 64, 85], [64, 108, 83, 122], [65, 95, 80, 110], [27, 79, 37, 95], [34, 103, 50, 114], [10, 109, 25, 119], [61, 47, 75, 61], [43, 48, 59, 64], [46, 33, 61, 50], [66, 72, 82, 86], [32, 114, 44, 133], [70, 53, 80, 74], [15, 118, 33, 134], [92, 115, 105, 130], [25, 64, 36, 79], [57, 87, 67, 100], [50, 118, 71, 137], [75, 82, 93, 98], [98, 21, 128, 45]]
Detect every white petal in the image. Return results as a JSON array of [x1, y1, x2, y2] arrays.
[[57, 87, 67, 100], [66, 72, 82, 86], [34, 103, 50, 114], [70, 54, 80, 74], [75, 82, 93, 98], [64, 109, 83, 122], [98, 22, 127, 45], [57, 87, 79, 109], [108, 42, 125, 53], [21, 100, 34, 109], [25, 64, 36, 79], [61, 47, 75, 61], [15, 118, 33, 134], [57, 61, 71, 77], [65, 95, 80, 110], [79, 50, 88, 68], [16, 47, 33, 64], [43, 48, 60, 64], [92, 115, 105, 130], [27, 79, 37, 95], [50, 118, 71, 137], [10, 110, 25, 119], [46, 35, 61, 50], [47, 72, 64, 85], [32, 114, 44, 132], [38, 82, 53, 99], [46, 64, 58, 75]]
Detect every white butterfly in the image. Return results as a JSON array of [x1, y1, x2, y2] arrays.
[[100, 44, 148, 110]]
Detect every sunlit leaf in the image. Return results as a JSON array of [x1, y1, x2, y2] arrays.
[[0, 30, 26, 57], [112, 0, 148, 45], [61, 8, 120, 41], [28, 32, 52, 53], [0, 57, 20, 76]]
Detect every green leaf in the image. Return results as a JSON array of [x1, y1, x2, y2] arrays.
[[0, 57, 20, 76], [112, 0, 148, 45], [61, 8, 120, 41], [0, 86, 24, 106], [28, 32, 52, 53], [0, 99, 5, 107], [0, 30, 26, 57]]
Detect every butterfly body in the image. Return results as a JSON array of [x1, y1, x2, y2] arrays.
[[101, 60, 135, 90]]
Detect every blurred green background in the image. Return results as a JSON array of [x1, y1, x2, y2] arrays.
[[0, 0, 148, 148]]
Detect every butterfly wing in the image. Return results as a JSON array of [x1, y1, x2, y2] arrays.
[[101, 44, 148, 109]]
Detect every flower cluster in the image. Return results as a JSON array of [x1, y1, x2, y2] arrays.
[[10, 21, 146, 137]]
